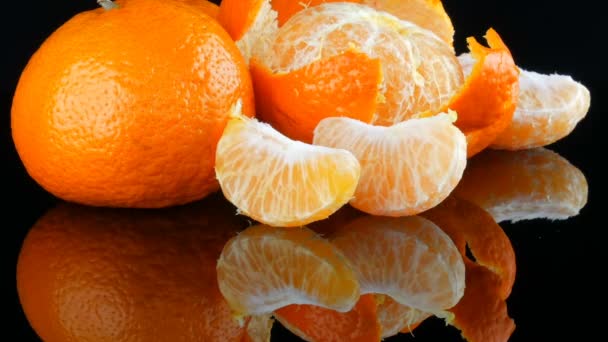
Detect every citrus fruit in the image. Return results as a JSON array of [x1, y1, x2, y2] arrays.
[[453, 148, 588, 223], [448, 29, 519, 157], [274, 294, 381, 341], [11, 0, 254, 208], [313, 113, 467, 216], [16, 194, 250, 342], [246, 2, 463, 142], [216, 225, 360, 320], [376, 296, 429, 336], [489, 69, 590, 150], [215, 108, 361, 227], [269, 0, 455, 45]]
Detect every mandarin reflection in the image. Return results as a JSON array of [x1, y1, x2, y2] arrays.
[[18, 149, 588, 342], [16, 194, 254, 342]]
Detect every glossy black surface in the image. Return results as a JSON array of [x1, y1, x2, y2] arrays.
[[5, 0, 600, 341]]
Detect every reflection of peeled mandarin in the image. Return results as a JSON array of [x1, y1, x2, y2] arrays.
[[216, 225, 360, 319], [452, 148, 588, 223], [276, 215, 465, 339], [17, 195, 253, 342]]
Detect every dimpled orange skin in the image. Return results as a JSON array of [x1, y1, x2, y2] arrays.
[[16, 195, 249, 342], [11, 0, 254, 208], [180, 0, 220, 17]]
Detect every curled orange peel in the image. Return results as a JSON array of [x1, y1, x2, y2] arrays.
[[447, 28, 520, 157]]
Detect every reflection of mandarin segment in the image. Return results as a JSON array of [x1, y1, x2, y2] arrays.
[[216, 225, 361, 320], [215, 109, 361, 227], [273, 215, 465, 339], [17, 196, 250, 342], [453, 148, 588, 223], [11, 0, 254, 208], [313, 114, 467, 216]]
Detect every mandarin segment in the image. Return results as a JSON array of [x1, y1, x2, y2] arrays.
[[216, 225, 360, 318], [313, 114, 467, 216], [271, 0, 454, 46], [490, 69, 590, 150], [10, 0, 253, 208], [448, 28, 519, 157], [215, 110, 361, 227], [274, 294, 381, 342], [453, 148, 588, 223]]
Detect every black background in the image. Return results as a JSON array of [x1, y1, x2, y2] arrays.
[[4, 0, 601, 341]]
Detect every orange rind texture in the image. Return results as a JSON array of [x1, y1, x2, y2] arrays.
[[251, 52, 382, 143], [448, 28, 519, 157]]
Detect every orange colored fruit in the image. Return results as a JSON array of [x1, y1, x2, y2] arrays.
[[453, 148, 588, 223], [17, 194, 249, 342], [215, 111, 361, 227], [448, 29, 519, 157], [248, 2, 463, 142], [271, 0, 455, 45], [313, 113, 466, 216], [376, 296, 429, 335], [274, 294, 381, 342], [250, 52, 382, 143], [11, 0, 254, 208], [490, 69, 590, 150], [216, 225, 360, 320]]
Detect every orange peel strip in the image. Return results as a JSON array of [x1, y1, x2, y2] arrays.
[[421, 196, 516, 300], [218, 0, 266, 41], [251, 52, 381, 143], [274, 294, 381, 342], [449, 263, 516, 342], [448, 28, 519, 157]]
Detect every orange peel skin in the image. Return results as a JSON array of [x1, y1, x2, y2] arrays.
[[250, 51, 382, 143], [448, 28, 519, 157], [218, 0, 265, 41], [274, 294, 381, 342]]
